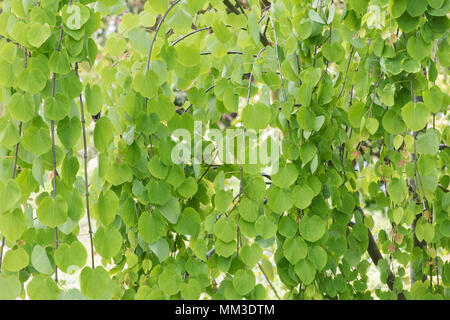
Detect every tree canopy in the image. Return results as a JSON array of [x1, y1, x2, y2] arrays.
[[0, 0, 449, 300]]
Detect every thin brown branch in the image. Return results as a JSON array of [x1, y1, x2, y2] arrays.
[[353, 208, 406, 300], [258, 263, 281, 300], [75, 63, 95, 270]]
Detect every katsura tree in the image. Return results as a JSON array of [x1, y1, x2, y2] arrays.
[[0, 0, 449, 300]]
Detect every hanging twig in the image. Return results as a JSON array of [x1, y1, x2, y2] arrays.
[[269, 16, 286, 102], [50, 23, 65, 283], [146, 0, 181, 72], [0, 111, 23, 272], [246, 47, 266, 105], [170, 26, 211, 46], [353, 208, 406, 300], [258, 263, 281, 300], [143, 0, 180, 155], [75, 63, 95, 270], [336, 45, 354, 99]]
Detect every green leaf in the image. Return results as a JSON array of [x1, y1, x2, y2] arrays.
[[212, 19, 232, 43], [85, 84, 104, 115], [387, 178, 407, 204], [3, 247, 29, 272], [96, 189, 119, 226], [105, 163, 133, 186], [0, 179, 22, 214], [240, 243, 262, 267], [255, 215, 277, 239], [238, 198, 259, 222], [309, 246, 328, 271], [132, 70, 158, 98], [214, 216, 236, 243], [17, 67, 48, 94], [271, 164, 298, 188], [283, 236, 308, 264], [105, 34, 127, 57], [242, 102, 271, 131], [62, 3, 90, 30], [292, 184, 315, 210], [22, 126, 52, 156], [348, 101, 365, 128], [0, 60, 13, 87], [27, 275, 60, 300], [401, 102, 429, 131], [308, 9, 325, 24], [406, 0, 428, 17], [233, 269, 255, 296], [394, 135, 404, 150], [389, 0, 407, 19], [7, 92, 35, 122], [149, 238, 170, 261], [300, 142, 317, 164], [365, 117, 379, 135], [296, 106, 316, 131], [148, 156, 169, 179], [176, 176, 198, 199], [299, 215, 326, 242], [147, 180, 171, 206], [138, 211, 165, 244], [215, 189, 233, 212], [0, 275, 21, 300], [181, 278, 202, 300], [0, 209, 26, 242], [80, 266, 111, 299], [0, 120, 19, 147], [57, 116, 82, 149], [94, 225, 122, 259], [93, 117, 114, 152], [423, 86, 444, 113], [396, 12, 420, 33], [158, 269, 181, 296], [267, 186, 294, 214], [157, 195, 180, 224], [149, 95, 175, 122], [407, 36, 432, 61], [322, 42, 345, 62], [49, 50, 71, 74], [294, 259, 316, 285], [176, 43, 200, 67], [416, 129, 440, 155], [278, 215, 298, 238], [36, 195, 68, 228], [382, 109, 406, 134], [44, 94, 70, 120], [173, 207, 200, 236], [27, 22, 51, 47], [31, 245, 53, 275], [55, 241, 87, 274], [428, 0, 445, 8]]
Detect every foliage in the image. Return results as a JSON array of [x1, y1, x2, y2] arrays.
[[0, 0, 449, 300]]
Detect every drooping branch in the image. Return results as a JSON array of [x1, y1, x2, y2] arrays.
[[222, 0, 271, 46], [0, 107, 23, 272], [336, 45, 354, 100], [246, 47, 266, 104], [269, 16, 286, 102], [0, 40, 29, 272], [352, 208, 406, 300], [75, 63, 95, 270], [171, 26, 211, 46], [258, 262, 281, 300], [50, 24, 64, 283], [146, 0, 181, 71], [223, 0, 240, 15]]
